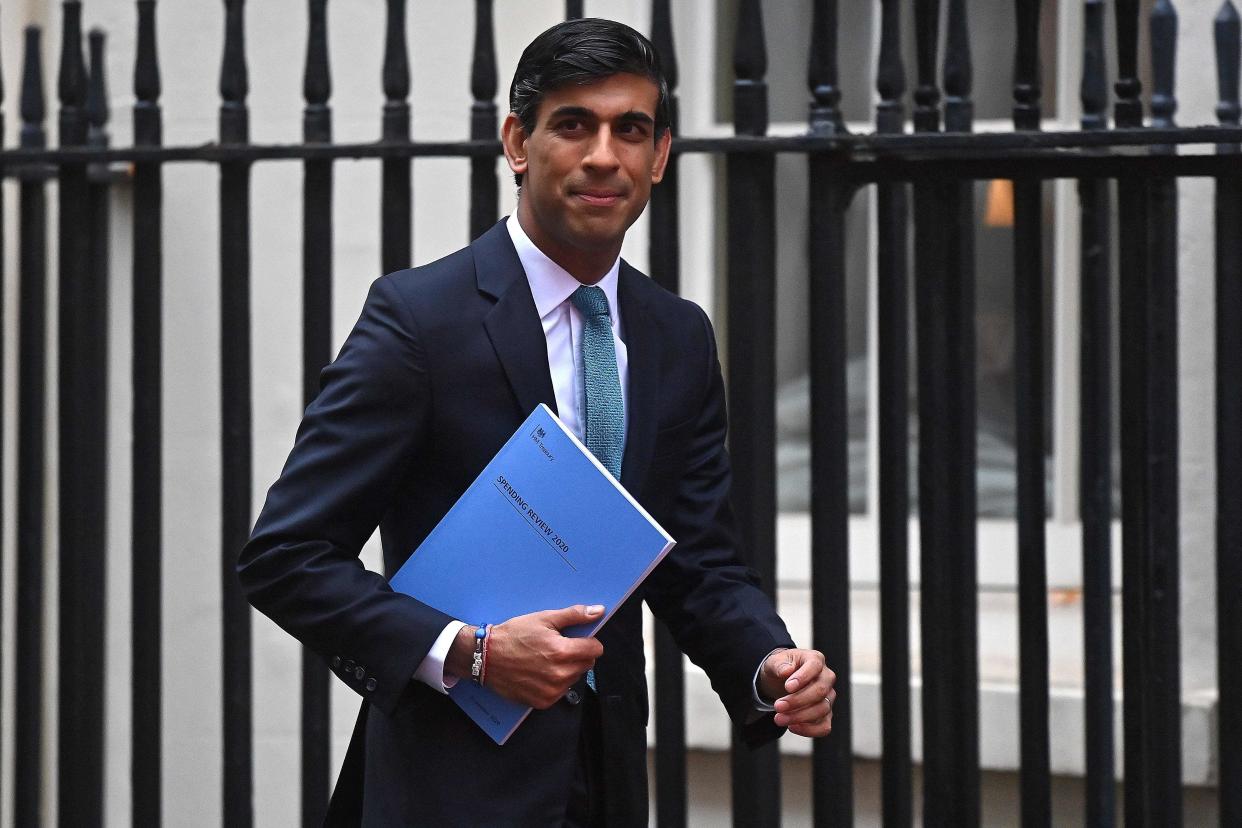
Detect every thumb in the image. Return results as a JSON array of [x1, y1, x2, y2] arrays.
[[542, 604, 605, 630], [767, 649, 798, 678]]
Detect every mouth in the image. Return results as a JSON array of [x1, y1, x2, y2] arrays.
[[572, 189, 625, 207]]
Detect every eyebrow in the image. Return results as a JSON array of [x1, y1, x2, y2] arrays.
[[546, 106, 655, 127]]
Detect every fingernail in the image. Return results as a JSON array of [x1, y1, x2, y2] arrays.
[[786, 678, 799, 691], [586, 604, 604, 616]]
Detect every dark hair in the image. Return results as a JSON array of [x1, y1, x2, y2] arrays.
[[509, 18, 670, 186]]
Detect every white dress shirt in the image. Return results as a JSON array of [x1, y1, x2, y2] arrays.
[[412, 215, 629, 692]]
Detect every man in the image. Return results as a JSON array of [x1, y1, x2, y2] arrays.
[[239, 18, 836, 826]]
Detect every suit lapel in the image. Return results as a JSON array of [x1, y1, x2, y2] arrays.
[[618, 263, 659, 495], [475, 221, 558, 419]]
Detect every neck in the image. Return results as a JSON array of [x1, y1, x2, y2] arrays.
[[515, 204, 619, 285]]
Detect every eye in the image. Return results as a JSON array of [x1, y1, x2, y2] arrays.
[[555, 119, 586, 134], [617, 122, 650, 140]]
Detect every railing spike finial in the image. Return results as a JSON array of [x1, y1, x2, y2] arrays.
[[1082, 0, 1109, 130], [58, 0, 87, 146], [651, 0, 679, 128], [913, 0, 941, 132], [87, 29, 109, 140], [875, 0, 906, 133], [471, 0, 497, 117], [468, 0, 499, 238], [942, 0, 973, 132], [219, 0, 249, 143], [1013, 0, 1041, 130], [134, 1, 161, 107], [1217, 1, 1241, 125], [1114, 0, 1144, 127], [21, 25, 46, 148], [304, 0, 331, 108], [1150, 0, 1178, 128], [733, 0, 768, 136], [382, 0, 410, 141], [807, 0, 845, 136]]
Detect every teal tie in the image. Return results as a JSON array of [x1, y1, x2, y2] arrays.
[[570, 285, 624, 692], [570, 285, 625, 480]]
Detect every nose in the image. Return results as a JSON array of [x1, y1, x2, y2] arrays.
[[582, 128, 621, 172]]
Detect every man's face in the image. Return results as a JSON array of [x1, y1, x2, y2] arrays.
[[502, 73, 671, 279]]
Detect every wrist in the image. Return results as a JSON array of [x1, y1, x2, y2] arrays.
[[445, 624, 479, 680], [758, 647, 791, 702]]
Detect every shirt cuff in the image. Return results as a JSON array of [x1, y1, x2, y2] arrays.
[[412, 621, 467, 694], [751, 647, 790, 712]]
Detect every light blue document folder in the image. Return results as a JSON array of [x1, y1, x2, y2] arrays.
[[389, 404, 676, 744]]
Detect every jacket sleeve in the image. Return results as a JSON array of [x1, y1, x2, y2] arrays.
[[237, 274, 453, 716], [643, 305, 795, 747]]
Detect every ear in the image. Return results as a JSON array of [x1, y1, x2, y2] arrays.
[[501, 112, 529, 178], [650, 128, 672, 185]]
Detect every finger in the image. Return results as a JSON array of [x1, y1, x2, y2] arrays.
[[774, 695, 833, 727], [540, 604, 605, 630], [763, 649, 796, 679], [782, 652, 827, 693], [775, 677, 834, 714], [558, 636, 604, 662], [788, 718, 832, 738]]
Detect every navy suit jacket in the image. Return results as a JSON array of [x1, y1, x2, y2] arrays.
[[238, 220, 794, 826]]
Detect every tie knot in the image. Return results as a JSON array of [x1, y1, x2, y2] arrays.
[[571, 285, 611, 320]]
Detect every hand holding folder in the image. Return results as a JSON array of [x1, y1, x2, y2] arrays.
[[452, 604, 605, 710]]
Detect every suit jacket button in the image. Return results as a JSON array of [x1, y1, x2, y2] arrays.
[[565, 689, 581, 705], [354, 666, 366, 680], [343, 659, 355, 674], [331, 656, 341, 669], [365, 677, 377, 692]]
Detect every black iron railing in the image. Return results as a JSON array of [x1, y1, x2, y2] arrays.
[[1, 1, 1240, 826]]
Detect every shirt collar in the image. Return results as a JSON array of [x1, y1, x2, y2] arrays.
[[506, 214, 622, 322]]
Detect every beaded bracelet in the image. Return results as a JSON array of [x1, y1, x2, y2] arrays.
[[470, 625, 487, 685], [480, 625, 493, 686]]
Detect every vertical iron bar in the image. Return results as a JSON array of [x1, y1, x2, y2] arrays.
[[1111, 2, 1150, 818], [131, 2, 164, 824], [807, 3, 853, 827], [1012, 2, 1051, 825], [875, 1, 912, 825], [1216, 5, 1242, 825], [915, 1, 980, 823], [648, 0, 680, 294], [469, 0, 498, 240], [727, 2, 781, 824], [301, 1, 333, 823], [86, 30, 114, 824], [220, 1, 254, 824], [1078, 2, 1115, 825], [566, 0, 584, 20], [56, 3, 106, 824], [649, 2, 686, 824], [1117, 0, 1182, 821], [382, 0, 410, 273], [15, 24, 47, 828], [0, 14, 5, 797], [1141, 4, 1183, 825]]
